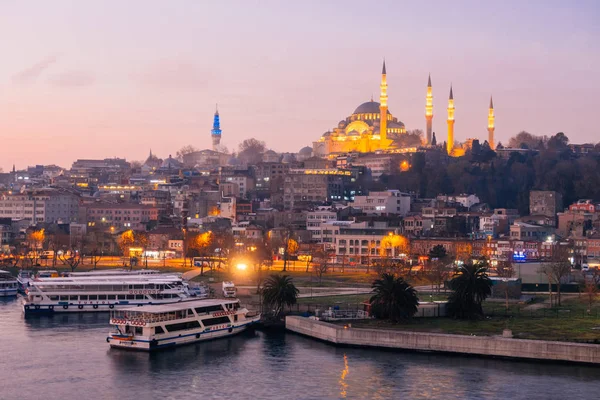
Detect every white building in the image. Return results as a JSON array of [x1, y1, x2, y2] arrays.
[[0, 190, 79, 225], [437, 194, 480, 209], [352, 190, 411, 216], [306, 206, 338, 240], [222, 175, 254, 198]]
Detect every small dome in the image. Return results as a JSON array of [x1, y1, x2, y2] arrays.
[[338, 120, 347, 129], [264, 149, 277, 155], [298, 146, 313, 155], [322, 131, 331, 137], [353, 101, 386, 115], [347, 130, 360, 137], [388, 121, 405, 128]]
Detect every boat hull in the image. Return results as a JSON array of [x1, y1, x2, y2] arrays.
[[0, 289, 18, 297], [22, 300, 190, 315], [108, 319, 259, 351]]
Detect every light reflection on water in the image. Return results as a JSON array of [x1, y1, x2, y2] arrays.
[[1, 298, 600, 399]]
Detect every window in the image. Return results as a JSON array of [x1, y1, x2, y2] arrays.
[[69, 295, 78, 301], [80, 295, 88, 301], [127, 295, 135, 300], [108, 295, 116, 300], [118, 295, 126, 300], [155, 326, 165, 334], [89, 295, 98, 300], [202, 316, 231, 327], [165, 320, 201, 332], [99, 295, 107, 300], [135, 295, 144, 300], [59, 295, 68, 301]]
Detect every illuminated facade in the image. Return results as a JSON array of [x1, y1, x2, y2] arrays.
[[313, 61, 406, 156], [425, 74, 433, 145], [447, 86, 455, 155], [211, 104, 222, 151], [488, 96, 495, 150]]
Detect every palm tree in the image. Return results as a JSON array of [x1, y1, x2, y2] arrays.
[[369, 273, 419, 322], [261, 274, 299, 318], [447, 261, 492, 319]]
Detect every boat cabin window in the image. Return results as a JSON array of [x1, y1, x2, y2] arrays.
[[89, 295, 98, 301], [155, 326, 165, 334], [202, 316, 231, 327], [194, 305, 223, 314], [187, 309, 194, 316], [135, 295, 144, 300], [99, 295, 107, 300], [127, 295, 134, 300], [49, 295, 58, 301], [60, 295, 68, 301], [108, 295, 116, 300], [70, 295, 78, 301], [135, 327, 143, 335], [165, 321, 201, 332], [80, 295, 88, 301], [118, 295, 126, 300]]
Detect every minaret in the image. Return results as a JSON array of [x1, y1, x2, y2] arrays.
[[211, 104, 222, 151], [425, 74, 433, 145], [488, 96, 495, 150], [379, 60, 388, 147], [447, 86, 455, 155]]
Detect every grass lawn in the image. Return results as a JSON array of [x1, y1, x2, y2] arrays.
[[297, 294, 373, 305], [332, 297, 600, 343]]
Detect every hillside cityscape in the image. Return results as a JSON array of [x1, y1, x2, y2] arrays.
[[2, 2, 600, 398]]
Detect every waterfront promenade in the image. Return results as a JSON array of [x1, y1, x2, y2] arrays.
[[286, 316, 600, 365]]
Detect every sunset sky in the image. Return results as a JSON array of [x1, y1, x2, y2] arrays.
[[0, 0, 599, 170]]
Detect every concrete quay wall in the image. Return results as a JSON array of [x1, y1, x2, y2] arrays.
[[286, 316, 600, 364]]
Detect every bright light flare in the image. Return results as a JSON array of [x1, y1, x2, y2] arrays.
[[236, 263, 248, 271]]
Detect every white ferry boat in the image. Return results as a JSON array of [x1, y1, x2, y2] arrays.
[[64, 269, 162, 277], [23, 275, 192, 315], [106, 299, 261, 351], [0, 270, 19, 297], [17, 270, 34, 293]]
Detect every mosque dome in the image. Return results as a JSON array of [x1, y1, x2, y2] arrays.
[[298, 146, 313, 156], [353, 101, 387, 115], [347, 130, 360, 137], [322, 131, 331, 137], [338, 120, 347, 129]]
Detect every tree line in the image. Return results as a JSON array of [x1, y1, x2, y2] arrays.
[[381, 132, 600, 214]]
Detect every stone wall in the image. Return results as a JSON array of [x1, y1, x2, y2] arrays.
[[286, 316, 600, 364]]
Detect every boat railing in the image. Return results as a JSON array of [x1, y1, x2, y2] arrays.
[[110, 312, 188, 324]]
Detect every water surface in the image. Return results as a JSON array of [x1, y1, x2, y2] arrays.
[[1, 298, 599, 399]]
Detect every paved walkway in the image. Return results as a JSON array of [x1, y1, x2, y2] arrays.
[[182, 269, 203, 280]]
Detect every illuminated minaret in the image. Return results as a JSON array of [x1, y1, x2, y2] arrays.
[[447, 86, 455, 155], [425, 74, 433, 145], [211, 104, 222, 151], [488, 96, 495, 150], [379, 60, 388, 146]]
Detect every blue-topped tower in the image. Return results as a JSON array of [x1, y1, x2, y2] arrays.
[[211, 104, 222, 151]]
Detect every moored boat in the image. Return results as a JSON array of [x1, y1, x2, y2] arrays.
[[0, 270, 18, 297], [106, 299, 261, 351], [17, 270, 34, 293], [22, 275, 192, 315]]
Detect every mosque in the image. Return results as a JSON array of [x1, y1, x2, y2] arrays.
[[312, 61, 496, 157]]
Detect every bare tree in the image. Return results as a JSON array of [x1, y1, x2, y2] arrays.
[[238, 138, 266, 165], [494, 260, 515, 312], [313, 248, 332, 284], [59, 249, 84, 272], [176, 145, 199, 161], [538, 247, 571, 306]]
